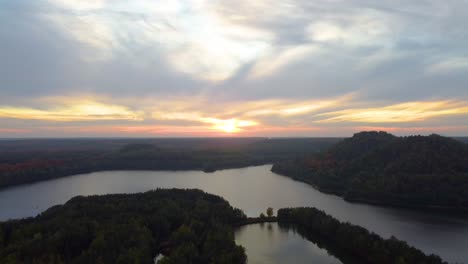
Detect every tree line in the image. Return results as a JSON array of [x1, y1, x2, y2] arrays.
[[0, 138, 339, 190], [278, 207, 446, 264], [273, 131, 468, 211]]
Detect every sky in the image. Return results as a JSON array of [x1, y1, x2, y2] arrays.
[[1, 0, 468, 137]]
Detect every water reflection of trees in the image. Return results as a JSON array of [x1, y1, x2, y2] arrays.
[[279, 222, 365, 264]]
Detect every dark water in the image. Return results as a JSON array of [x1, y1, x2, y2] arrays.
[[235, 223, 342, 264], [0, 165, 467, 263]]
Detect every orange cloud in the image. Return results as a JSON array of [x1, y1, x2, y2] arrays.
[[38, 125, 249, 137], [317, 101, 468, 123], [241, 96, 351, 117], [148, 94, 352, 134], [148, 95, 352, 133], [2, 95, 468, 137], [0, 101, 143, 122], [152, 111, 259, 133]]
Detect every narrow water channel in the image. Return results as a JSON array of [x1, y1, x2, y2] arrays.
[[235, 223, 342, 264]]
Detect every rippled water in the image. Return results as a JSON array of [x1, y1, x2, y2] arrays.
[[0, 165, 466, 263]]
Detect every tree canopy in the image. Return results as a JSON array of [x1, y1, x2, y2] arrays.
[[0, 189, 246, 264], [0, 138, 339, 190], [278, 207, 446, 264], [272, 131, 468, 211], [266, 207, 274, 217]]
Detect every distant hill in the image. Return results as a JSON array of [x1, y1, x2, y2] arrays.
[[272, 131, 468, 211]]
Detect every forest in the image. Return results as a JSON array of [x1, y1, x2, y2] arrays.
[[277, 207, 446, 264], [272, 131, 468, 211], [0, 188, 450, 263], [0, 189, 247, 264], [0, 137, 338, 189]]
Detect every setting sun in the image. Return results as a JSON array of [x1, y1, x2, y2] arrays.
[[216, 119, 239, 133], [212, 118, 258, 133]]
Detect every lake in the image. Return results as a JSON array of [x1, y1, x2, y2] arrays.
[[0, 165, 467, 263], [235, 223, 343, 264]]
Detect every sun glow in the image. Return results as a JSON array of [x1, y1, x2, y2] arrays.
[[209, 118, 258, 133], [152, 111, 259, 133], [213, 119, 240, 133]]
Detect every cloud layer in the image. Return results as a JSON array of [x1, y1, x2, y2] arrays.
[[0, 0, 467, 136]]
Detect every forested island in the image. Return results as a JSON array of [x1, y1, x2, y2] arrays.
[[277, 207, 446, 264], [272, 131, 468, 211], [0, 138, 338, 189]]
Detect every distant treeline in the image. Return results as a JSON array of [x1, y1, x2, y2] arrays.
[[277, 207, 447, 264], [0, 138, 339, 189], [273, 131, 468, 211], [0, 189, 247, 264]]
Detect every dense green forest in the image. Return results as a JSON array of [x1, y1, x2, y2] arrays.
[[0, 189, 247, 264], [0, 188, 449, 263], [0, 138, 339, 189], [277, 207, 446, 264], [272, 131, 468, 211]]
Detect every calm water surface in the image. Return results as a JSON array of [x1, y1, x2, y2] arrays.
[[0, 165, 467, 263], [235, 223, 342, 264]]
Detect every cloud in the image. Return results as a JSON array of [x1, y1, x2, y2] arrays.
[[148, 94, 352, 120], [427, 57, 468, 74], [152, 111, 258, 133], [44, 0, 274, 81], [241, 95, 353, 117], [0, 100, 143, 121], [148, 94, 352, 132], [49, 0, 105, 11], [44, 13, 119, 61], [248, 44, 321, 79], [306, 8, 395, 46], [1, 0, 468, 136], [3, 93, 468, 136], [317, 101, 468, 123]]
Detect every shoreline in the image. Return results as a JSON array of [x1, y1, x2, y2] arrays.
[[271, 168, 468, 215]]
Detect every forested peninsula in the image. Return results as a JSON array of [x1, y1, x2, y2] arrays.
[[272, 131, 468, 211], [0, 189, 247, 264], [277, 207, 446, 264]]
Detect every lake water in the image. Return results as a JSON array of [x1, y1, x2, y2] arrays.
[[235, 223, 342, 264], [0, 165, 467, 263]]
